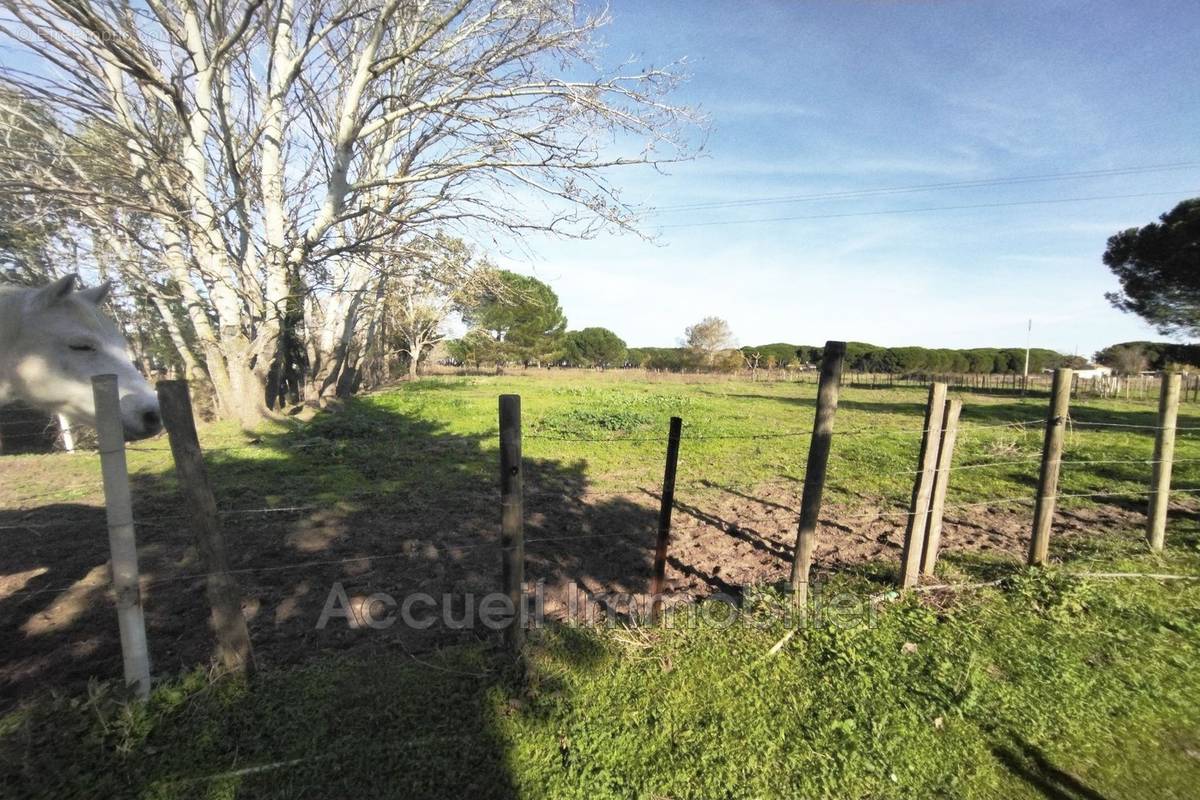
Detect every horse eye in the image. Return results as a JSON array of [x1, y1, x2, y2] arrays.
[[69, 343, 96, 352]]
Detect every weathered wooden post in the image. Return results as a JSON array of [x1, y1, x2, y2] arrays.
[[1147, 371, 1182, 552], [1029, 368, 1072, 565], [899, 383, 948, 588], [156, 381, 254, 673], [921, 398, 962, 576], [499, 395, 525, 651], [92, 374, 152, 699], [790, 340, 846, 609], [650, 416, 683, 623]]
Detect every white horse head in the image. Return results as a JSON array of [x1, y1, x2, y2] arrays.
[[0, 275, 161, 440]]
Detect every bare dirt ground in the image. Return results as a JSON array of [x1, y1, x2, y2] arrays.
[[0, 468, 1154, 707]]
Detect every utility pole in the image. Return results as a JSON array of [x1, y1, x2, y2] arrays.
[[1021, 319, 1031, 397]]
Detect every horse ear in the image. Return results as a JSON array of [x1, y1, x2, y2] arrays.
[[78, 281, 111, 305], [31, 274, 77, 310]]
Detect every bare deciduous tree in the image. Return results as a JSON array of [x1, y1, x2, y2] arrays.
[[0, 0, 699, 422], [379, 235, 490, 379]]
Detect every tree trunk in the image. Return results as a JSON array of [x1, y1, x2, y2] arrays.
[[259, 20, 298, 412], [356, 281, 390, 389], [226, 351, 270, 428], [303, 270, 373, 405], [158, 229, 239, 417]]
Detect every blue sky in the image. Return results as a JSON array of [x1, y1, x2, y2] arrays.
[[495, 0, 1200, 357]]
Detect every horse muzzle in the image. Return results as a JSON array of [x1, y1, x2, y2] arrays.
[[120, 396, 163, 440]]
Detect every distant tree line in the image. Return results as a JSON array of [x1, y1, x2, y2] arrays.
[[837, 344, 1084, 374], [446, 195, 1200, 379], [442, 272, 1199, 378], [625, 342, 1085, 374]]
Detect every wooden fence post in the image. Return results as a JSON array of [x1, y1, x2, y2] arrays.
[[1147, 372, 1182, 552], [156, 381, 254, 673], [899, 383, 948, 588], [499, 395, 525, 651], [650, 416, 683, 623], [92, 374, 152, 699], [789, 340, 846, 609], [921, 398, 962, 576], [1029, 368, 1072, 565]]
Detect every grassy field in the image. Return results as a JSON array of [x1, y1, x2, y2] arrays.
[[3, 562, 1198, 798], [10, 369, 1200, 513], [3, 371, 1200, 798]]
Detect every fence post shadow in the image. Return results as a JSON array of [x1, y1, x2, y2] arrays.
[[991, 734, 1109, 800]]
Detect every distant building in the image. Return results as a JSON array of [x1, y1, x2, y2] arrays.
[[1041, 364, 1113, 379], [1074, 365, 1114, 379]]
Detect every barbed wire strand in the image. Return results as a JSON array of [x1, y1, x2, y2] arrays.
[[12, 444, 1200, 521], [838, 487, 1200, 523], [4, 523, 664, 598], [9, 485, 1200, 603], [1070, 420, 1200, 432], [0, 481, 683, 529], [836, 455, 1200, 481], [16, 412, 1189, 453]]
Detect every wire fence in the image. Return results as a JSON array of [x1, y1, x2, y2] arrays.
[[4, 411, 1197, 516], [8, 476, 1200, 603], [5, 412, 1191, 459], [0, 414, 1048, 511], [4, 425, 1198, 583], [5, 366, 1200, 703]]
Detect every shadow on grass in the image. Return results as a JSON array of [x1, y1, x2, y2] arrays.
[[992, 734, 1109, 800], [0, 621, 625, 799], [1, 647, 518, 798], [4, 382, 1197, 796], [937, 550, 1023, 583], [2, 618, 628, 800], [0, 389, 674, 795]]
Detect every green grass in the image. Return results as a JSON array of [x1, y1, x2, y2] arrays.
[[4, 371, 1200, 797], [289, 373, 1200, 508], [11, 371, 1200, 514], [3, 550, 1198, 798]]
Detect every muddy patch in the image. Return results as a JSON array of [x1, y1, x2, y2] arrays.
[[0, 478, 1163, 706]]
